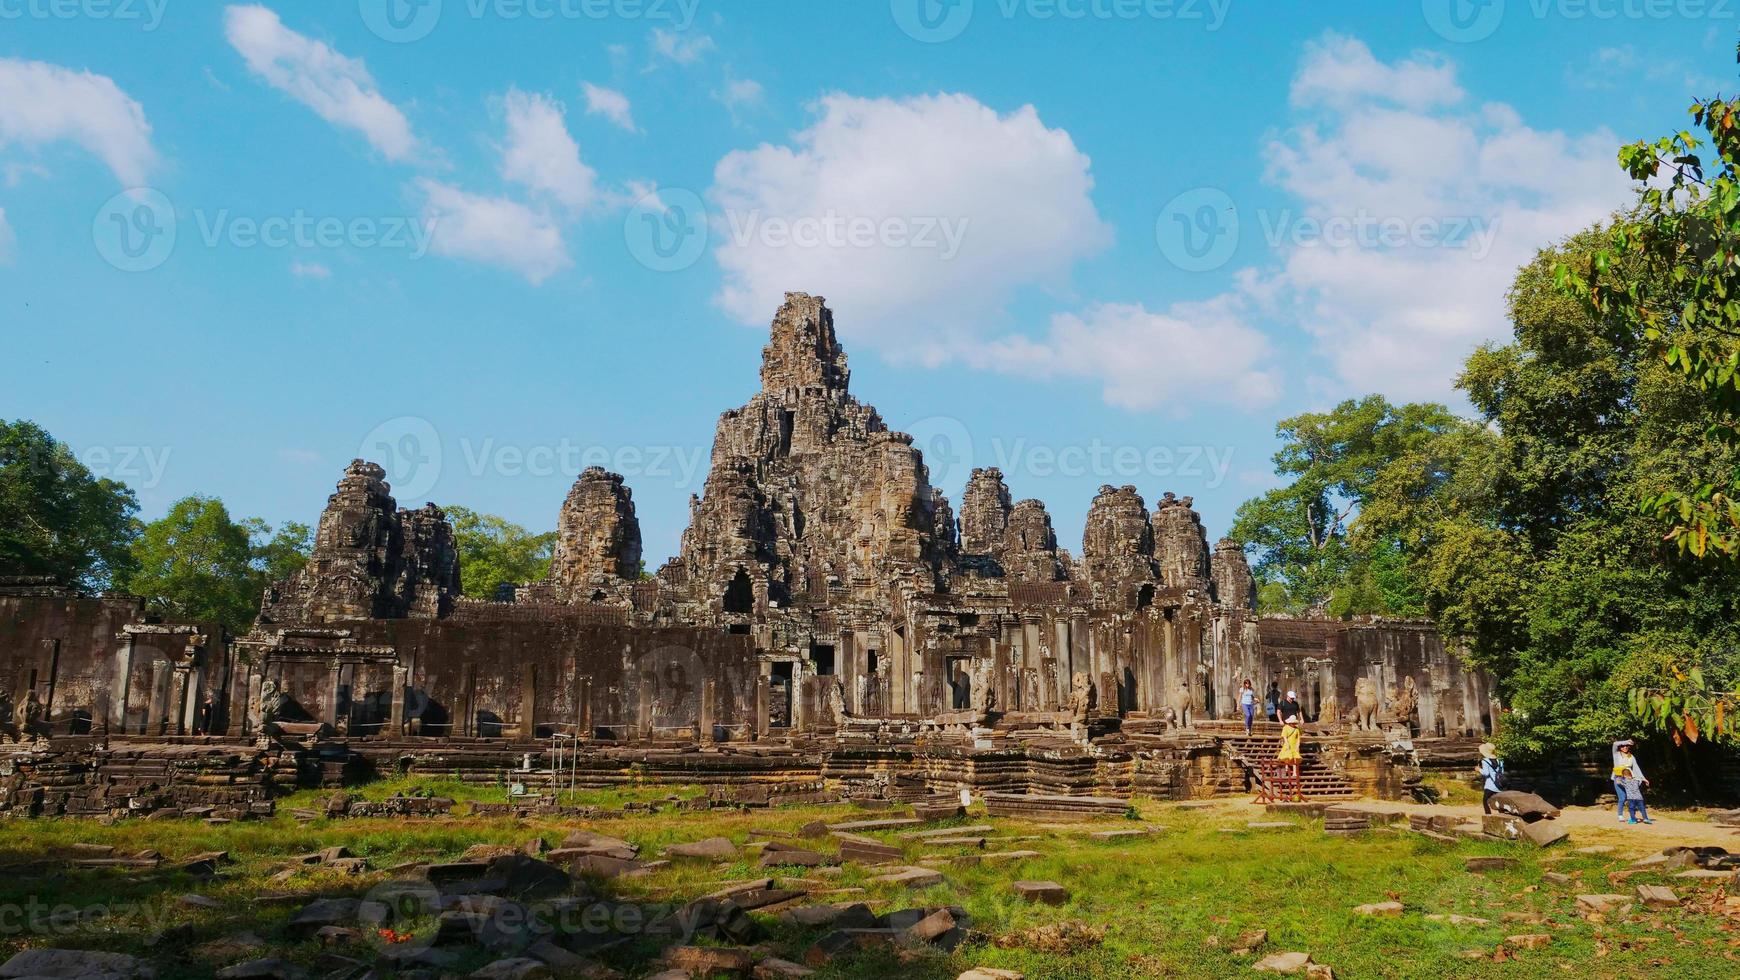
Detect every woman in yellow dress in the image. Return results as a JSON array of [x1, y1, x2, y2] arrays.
[[1275, 714, 1304, 801]]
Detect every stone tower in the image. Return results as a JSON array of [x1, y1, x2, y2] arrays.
[[1153, 492, 1212, 593], [549, 467, 643, 594]]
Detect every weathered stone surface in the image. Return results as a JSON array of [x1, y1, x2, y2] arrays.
[[1636, 885, 1681, 908], [1210, 537, 1256, 611], [1576, 894, 1633, 914], [1463, 857, 1518, 872], [871, 867, 945, 889], [1504, 934, 1551, 951], [0, 949, 156, 979], [547, 467, 642, 595], [667, 837, 738, 861], [260, 461, 460, 623], [1352, 901, 1403, 917], [1012, 881, 1069, 905], [1252, 951, 1314, 973]]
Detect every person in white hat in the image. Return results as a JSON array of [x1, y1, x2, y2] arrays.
[[1477, 743, 1504, 813], [1275, 689, 1301, 725]]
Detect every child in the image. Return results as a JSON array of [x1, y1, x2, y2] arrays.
[[1607, 762, 1649, 825]]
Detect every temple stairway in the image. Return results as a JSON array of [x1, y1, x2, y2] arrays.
[[1218, 729, 1356, 800]]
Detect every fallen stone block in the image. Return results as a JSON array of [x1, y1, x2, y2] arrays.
[[1, 949, 157, 979], [1252, 950, 1313, 973], [870, 866, 945, 889], [1504, 934, 1551, 950], [664, 946, 755, 976], [1576, 894, 1633, 915], [1520, 820, 1568, 848], [1636, 884, 1681, 908], [1463, 857, 1518, 872], [667, 837, 738, 861], [1011, 881, 1069, 906], [1352, 901, 1403, 917]]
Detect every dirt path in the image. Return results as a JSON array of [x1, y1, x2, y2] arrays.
[[1310, 799, 1739, 854]]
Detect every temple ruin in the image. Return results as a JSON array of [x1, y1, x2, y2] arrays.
[[0, 293, 1497, 817]]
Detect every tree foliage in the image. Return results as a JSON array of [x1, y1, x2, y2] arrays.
[[122, 497, 312, 635], [0, 420, 139, 590], [443, 505, 555, 600], [1229, 396, 1463, 614]]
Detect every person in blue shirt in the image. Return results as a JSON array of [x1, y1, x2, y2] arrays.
[[1239, 678, 1256, 735], [1477, 742, 1504, 813]]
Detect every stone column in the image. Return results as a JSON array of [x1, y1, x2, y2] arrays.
[[700, 679, 716, 743], [144, 659, 171, 736], [109, 633, 136, 734], [324, 661, 343, 729], [754, 674, 770, 740], [636, 672, 653, 741], [389, 665, 408, 736], [519, 664, 537, 742], [577, 677, 592, 738]]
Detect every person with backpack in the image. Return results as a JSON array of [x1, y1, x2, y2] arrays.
[[1477, 742, 1505, 813]]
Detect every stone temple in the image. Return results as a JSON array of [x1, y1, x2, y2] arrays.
[[0, 294, 1496, 816]]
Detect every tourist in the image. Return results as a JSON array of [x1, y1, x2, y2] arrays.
[[1613, 739, 1652, 824], [1276, 713, 1304, 801], [1240, 679, 1257, 735], [1477, 743, 1505, 813], [1276, 689, 1302, 725], [1264, 681, 1280, 720]]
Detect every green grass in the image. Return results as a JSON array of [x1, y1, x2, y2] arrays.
[[0, 797, 1733, 979]]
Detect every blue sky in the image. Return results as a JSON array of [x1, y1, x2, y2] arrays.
[[0, 0, 1730, 566]]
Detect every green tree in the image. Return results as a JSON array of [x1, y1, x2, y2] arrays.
[[123, 496, 259, 632], [444, 505, 555, 600], [242, 518, 312, 585], [1229, 396, 1461, 613], [123, 500, 314, 634], [0, 420, 139, 590]]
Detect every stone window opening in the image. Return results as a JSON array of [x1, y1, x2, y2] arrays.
[[723, 570, 754, 614], [811, 644, 836, 676], [1136, 584, 1155, 610]]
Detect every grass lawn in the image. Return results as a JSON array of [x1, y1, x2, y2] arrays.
[[0, 790, 1736, 978]]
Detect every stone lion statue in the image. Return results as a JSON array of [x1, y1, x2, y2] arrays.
[[1353, 677, 1378, 731]]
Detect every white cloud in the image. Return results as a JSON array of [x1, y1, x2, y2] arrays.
[[415, 177, 568, 283], [290, 260, 330, 279], [1263, 33, 1633, 400], [224, 5, 418, 162], [1291, 32, 1462, 110], [711, 92, 1110, 360], [713, 75, 764, 115], [649, 28, 714, 66], [966, 292, 1279, 412], [0, 207, 14, 263], [581, 82, 637, 132], [0, 58, 155, 186], [499, 89, 597, 212]]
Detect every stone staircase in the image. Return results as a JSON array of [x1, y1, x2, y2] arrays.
[[1222, 731, 1355, 800]]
